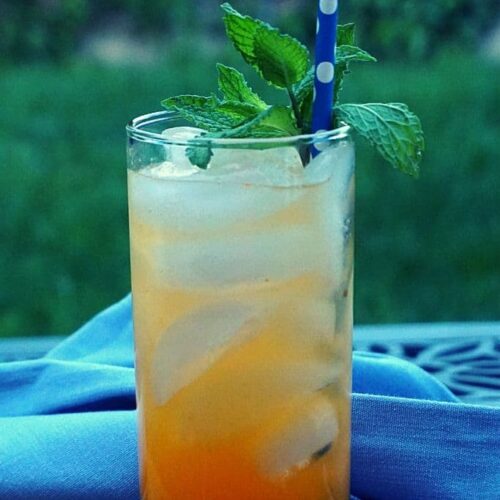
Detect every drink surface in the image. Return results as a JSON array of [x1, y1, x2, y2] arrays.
[[128, 135, 354, 499]]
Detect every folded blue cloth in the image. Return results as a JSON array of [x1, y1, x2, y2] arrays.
[[1, 296, 498, 499]]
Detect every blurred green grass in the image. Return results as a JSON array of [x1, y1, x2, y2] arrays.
[[0, 47, 499, 337]]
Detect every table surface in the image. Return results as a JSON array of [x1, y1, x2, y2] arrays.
[[2, 323, 499, 406]]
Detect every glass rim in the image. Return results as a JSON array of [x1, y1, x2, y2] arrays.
[[126, 111, 351, 148]]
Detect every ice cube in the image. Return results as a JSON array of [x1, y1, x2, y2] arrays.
[[146, 161, 198, 179], [256, 396, 338, 478], [205, 145, 305, 187], [267, 299, 339, 360], [304, 138, 355, 188], [128, 168, 303, 235], [152, 301, 259, 406], [305, 139, 355, 226], [160, 127, 305, 187], [282, 298, 336, 342], [173, 358, 340, 440], [128, 136, 308, 233], [300, 140, 355, 290], [149, 226, 328, 289]]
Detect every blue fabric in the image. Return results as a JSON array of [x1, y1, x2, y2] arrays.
[[1, 296, 498, 499]]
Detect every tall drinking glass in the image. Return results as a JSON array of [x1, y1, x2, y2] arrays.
[[126, 111, 354, 499]]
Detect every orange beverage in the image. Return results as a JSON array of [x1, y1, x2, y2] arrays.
[[127, 113, 354, 499]]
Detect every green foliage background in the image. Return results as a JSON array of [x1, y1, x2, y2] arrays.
[[1, 0, 498, 63], [0, 1, 499, 336]]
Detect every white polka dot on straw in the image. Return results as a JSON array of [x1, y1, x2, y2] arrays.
[[319, 0, 338, 15], [314, 130, 329, 151], [316, 62, 334, 84]]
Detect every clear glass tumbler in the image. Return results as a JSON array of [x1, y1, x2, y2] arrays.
[[126, 111, 354, 499]]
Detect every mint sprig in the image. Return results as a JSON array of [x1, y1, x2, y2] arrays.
[[161, 3, 424, 174]]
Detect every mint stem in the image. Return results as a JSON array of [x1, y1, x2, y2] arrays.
[[298, 145, 310, 168], [287, 87, 309, 167], [287, 87, 303, 131]]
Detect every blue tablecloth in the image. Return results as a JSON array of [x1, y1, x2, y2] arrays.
[[0, 296, 498, 499]]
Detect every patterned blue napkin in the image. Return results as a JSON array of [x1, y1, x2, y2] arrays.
[[1, 296, 498, 499]]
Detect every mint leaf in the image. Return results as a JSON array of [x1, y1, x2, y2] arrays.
[[217, 105, 298, 138], [336, 45, 377, 64], [221, 3, 265, 65], [337, 103, 424, 177], [216, 63, 267, 110], [293, 67, 314, 104], [253, 26, 309, 89], [334, 24, 359, 104], [161, 95, 258, 131], [218, 100, 261, 121], [221, 3, 309, 90], [337, 24, 356, 46], [161, 95, 222, 131], [186, 142, 213, 170], [197, 105, 297, 140], [248, 105, 299, 136]]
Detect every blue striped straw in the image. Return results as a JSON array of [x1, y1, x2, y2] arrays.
[[311, 0, 338, 156]]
